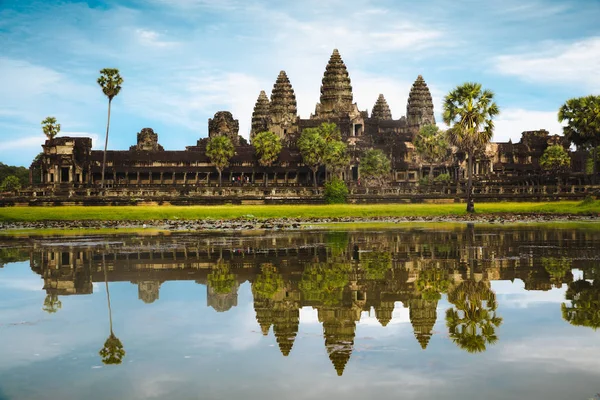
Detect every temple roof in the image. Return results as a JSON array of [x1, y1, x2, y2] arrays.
[[251, 90, 271, 139], [408, 298, 438, 350], [319, 49, 353, 109], [406, 75, 435, 126], [270, 71, 297, 117], [371, 94, 393, 120]]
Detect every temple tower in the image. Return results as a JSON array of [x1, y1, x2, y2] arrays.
[[250, 90, 271, 142], [312, 49, 364, 139], [371, 94, 393, 120], [137, 281, 161, 304], [406, 75, 435, 128], [273, 304, 300, 356], [374, 300, 395, 327], [130, 128, 164, 152], [408, 297, 438, 349], [208, 111, 240, 146], [268, 71, 298, 141]]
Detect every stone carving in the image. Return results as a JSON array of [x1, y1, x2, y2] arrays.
[[208, 111, 240, 145], [406, 75, 436, 127], [371, 94, 393, 120], [267, 71, 299, 140], [131, 128, 164, 152]]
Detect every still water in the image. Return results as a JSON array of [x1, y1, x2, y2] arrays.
[[0, 225, 599, 400]]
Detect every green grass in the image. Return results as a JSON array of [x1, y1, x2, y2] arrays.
[[0, 227, 168, 237], [1, 201, 600, 222]]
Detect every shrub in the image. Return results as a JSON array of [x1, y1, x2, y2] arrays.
[[324, 177, 348, 204], [580, 195, 595, 206], [434, 173, 452, 184], [419, 176, 431, 185], [0, 175, 21, 193]]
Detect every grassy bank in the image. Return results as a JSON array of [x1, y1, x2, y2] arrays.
[[1, 201, 600, 222]]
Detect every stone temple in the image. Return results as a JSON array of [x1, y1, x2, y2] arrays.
[[28, 48, 587, 199]]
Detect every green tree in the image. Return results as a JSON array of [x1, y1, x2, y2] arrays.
[[323, 177, 348, 204], [298, 122, 345, 187], [562, 279, 600, 330], [206, 135, 235, 186], [443, 82, 499, 213], [414, 124, 449, 181], [253, 131, 282, 187], [558, 95, 600, 182], [324, 140, 350, 180], [446, 280, 503, 353], [0, 175, 21, 193], [97, 68, 123, 188], [540, 145, 571, 173], [362, 251, 392, 280], [542, 257, 572, 287], [42, 294, 62, 314], [359, 149, 391, 186], [99, 254, 125, 365], [252, 264, 284, 300], [299, 261, 352, 306], [41, 116, 60, 140], [207, 261, 236, 295], [0, 163, 29, 187]]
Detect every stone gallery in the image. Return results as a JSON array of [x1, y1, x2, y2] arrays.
[[29, 49, 583, 195]]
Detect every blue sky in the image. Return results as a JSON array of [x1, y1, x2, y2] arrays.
[[1, 0, 599, 166]]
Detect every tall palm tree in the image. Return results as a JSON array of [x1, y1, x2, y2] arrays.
[[443, 83, 499, 212], [99, 254, 126, 365], [97, 68, 123, 189]]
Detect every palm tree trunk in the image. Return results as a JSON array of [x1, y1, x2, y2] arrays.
[[265, 170, 268, 188], [101, 99, 112, 189], [429, 165, 434, 181], [218, 169, 222, 186], [312, 168, 318, 188], [593, 146, 597, 185], [466, 153, 475, 213], [102, 254, 113, 335]]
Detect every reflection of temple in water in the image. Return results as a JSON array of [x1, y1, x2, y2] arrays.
[[23, 227, 599, 375]]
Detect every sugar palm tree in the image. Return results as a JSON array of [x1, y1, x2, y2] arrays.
[[41, 117, 61, 140], [97, 68, 123, 188], [414, 124, 449, 181], [446, 280, 502, 353], [99, 254, 126, 365], [443, 83, 499, 212], [253, 131, 282, 187], [206, 135, 235, 186]]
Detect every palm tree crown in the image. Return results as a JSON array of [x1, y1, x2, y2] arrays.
[[97, 68, 123, 101]]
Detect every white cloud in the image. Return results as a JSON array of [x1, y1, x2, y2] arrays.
[[494, 37, 600, 91], [135, 29, 179, 48], [0, 132, 101, 152], [492, 108, 565, 143]]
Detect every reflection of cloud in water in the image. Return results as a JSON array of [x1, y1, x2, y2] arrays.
[[492, 280, 566, 307], [0, 279, 43, 292], [190, 303, 261, 351], [500, 337, 600, 373]]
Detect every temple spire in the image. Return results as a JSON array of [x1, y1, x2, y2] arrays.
[[315, 49, 353, 116], [250, 90, 270, 141], [270, 71, 297, 118], [371, 94, 393, 120], [406, 75, 435, 127]]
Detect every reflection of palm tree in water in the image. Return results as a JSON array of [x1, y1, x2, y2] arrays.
[[562, 266, 600, 330], [446, 280, 502, 353], [446, 223, 502, 353], [99, 254, 126, 365]]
